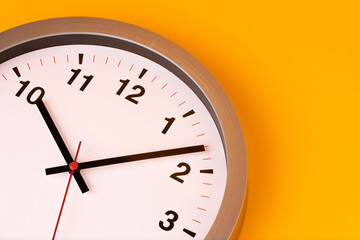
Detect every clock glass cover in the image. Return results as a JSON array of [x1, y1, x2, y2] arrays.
[[0, 18, 247, 240]]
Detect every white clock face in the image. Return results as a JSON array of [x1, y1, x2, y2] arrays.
[[0, 35, 227, 239]]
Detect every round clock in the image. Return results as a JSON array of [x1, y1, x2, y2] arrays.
[[0, 17, 247, 239]]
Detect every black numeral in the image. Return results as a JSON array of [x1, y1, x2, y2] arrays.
[[68, 69, 94, 91], [170, 162, 191, 184], [16, 81, 45, 104], [125, 85, 145, 104], [116, 79, 130, 95], [159, 210, 179, 231], [80, 75, 94, 91], [68, 69, 81, 85], [116, 79, 145, 105], [162, 117, 175, 134], [15, 81, 30, 97]]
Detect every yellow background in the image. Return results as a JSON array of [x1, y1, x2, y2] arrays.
[[1, 1, 359, 239]]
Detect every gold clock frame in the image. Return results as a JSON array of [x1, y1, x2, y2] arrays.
[[0, 17, 247, 239]]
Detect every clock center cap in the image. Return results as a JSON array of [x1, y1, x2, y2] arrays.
[[69, 162, 79, 171]]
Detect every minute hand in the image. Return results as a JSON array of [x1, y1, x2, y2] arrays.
[[46, 145, 205, 175]]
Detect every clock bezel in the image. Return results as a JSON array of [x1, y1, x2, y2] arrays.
[[0, 17, 247, 239]]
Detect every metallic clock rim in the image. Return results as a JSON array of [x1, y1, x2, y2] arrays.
[[0, 17, 248, 239]]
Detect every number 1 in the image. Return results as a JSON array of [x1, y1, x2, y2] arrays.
[[162, 117, 175, 134]]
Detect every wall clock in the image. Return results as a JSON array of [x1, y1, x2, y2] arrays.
[[0, 17, 247, 239]]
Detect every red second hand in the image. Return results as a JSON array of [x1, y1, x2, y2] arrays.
[[52, 141, 82, 240]]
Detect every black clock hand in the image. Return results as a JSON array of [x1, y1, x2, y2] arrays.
[[36, 100, 89, 193], [46, 145, 205, 175]]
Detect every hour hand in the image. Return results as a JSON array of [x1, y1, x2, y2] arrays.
[[36, 99, 89, 193], [46, 145, 205, 175]]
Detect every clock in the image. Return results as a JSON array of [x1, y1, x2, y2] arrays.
[[0, 17, 247, 239]]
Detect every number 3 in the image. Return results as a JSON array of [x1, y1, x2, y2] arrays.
[[159, 210, 179, 231]]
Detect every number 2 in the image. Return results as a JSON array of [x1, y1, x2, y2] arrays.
[[170, 162, 191, 184], [116, 79, 145, 104]]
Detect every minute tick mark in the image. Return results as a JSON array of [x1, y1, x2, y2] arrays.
[[192, 219, 201, 224], [179, 101, 186, 106]]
